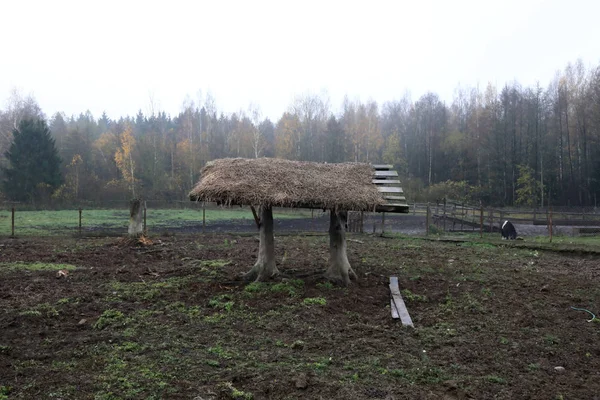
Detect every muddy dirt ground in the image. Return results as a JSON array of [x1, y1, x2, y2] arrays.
[[1, 233, 599, 399]]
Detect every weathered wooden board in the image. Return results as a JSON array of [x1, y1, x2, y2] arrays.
[[390, 299, 399, 319], [389, 276, 414, 327], [374, 170, 398, 177], [372, 179, 401, 184], [378, 187, 403, 193]]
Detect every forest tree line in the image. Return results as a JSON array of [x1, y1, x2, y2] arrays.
[[1, 59, 600, 208]]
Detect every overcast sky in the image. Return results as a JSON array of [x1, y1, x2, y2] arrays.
[[1, 0, 599, 121]]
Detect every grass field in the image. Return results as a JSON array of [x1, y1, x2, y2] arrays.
[[1, 233, 599, 399], [0, 207, 312, 236]]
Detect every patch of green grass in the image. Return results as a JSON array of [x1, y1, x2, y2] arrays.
[[527, 363, 540, 371], [244, 282, 268, 293], [205, 359, 220, 367], [401, 289, 428, 302], [303, 297, 327, 306], [0, 208, 311, 236], [0, 262, 76, 272], [204, 313, 227, 323], [309, 357, 332, 371], [93, 309, 127, 330], [208, 295, 234, 311], [208, 344, 234, 359], [499, 337, 510, 345], [316, 281, 335, 290], [19, 303, 59, 318], [544, 334, 560, 345], [271, 280, 304, 297], [94, 343, 174, 400], [219, 382, 253, 400], [107, 276, 193, 302], [485, 375, 507, 384], [197, 259, 230, 268], [0, 386, 12, 400], [462, 293, 484, 313], [244, 280, 304, 297]]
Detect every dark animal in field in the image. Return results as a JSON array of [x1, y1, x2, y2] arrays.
[[501, 220, 517, 240]]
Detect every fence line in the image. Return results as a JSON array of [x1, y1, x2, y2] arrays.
[[3, 201, 600, 238]]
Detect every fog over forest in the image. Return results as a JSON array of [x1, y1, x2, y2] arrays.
[[1, 58, 600, 208]]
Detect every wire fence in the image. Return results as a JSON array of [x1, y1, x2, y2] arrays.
[[2, 200, 600, 240]]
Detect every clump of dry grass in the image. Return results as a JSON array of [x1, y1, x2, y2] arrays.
[[189, 158, 385, 211]]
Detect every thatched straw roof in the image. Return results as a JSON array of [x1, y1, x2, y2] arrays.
[[189, 158, 386, 211]]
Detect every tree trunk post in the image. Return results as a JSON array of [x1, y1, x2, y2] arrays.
[[381, 212, 386, 234], [78, 208, 82, 237], [128, 198, 144, 237], [243, 205, 279, 282], [325, 209, 356, 286]]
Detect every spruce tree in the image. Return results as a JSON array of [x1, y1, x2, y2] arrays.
[[2, 118, 63, 202]]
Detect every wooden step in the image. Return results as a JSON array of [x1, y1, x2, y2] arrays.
[[372, 179, 401, 185], [372, 164, 394, 170], [374, 170, 398, 177], [384, 195, 406, 201], [377, 187, 403, 193]]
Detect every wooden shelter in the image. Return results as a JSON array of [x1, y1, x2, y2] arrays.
[[189, 158, 408, 285], [189, 158, 408, 213]]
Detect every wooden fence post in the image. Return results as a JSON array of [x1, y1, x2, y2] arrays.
[[11, 207, 15, 237], [489, 210, 494, 233], [360, 211, 364, 234], [143, 202, 147, 235], [549, 205, 553, 243], [426, 203, 430, 236], [480, 206, 483, 239], [202, 202, 206, 233], [443, 204, 447, 232], [79, 208, 82, 237]]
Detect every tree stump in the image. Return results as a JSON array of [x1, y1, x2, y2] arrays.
[[243, 205, 279, 281], [325, 210, 357, 286], [128, 198, 144, 237]]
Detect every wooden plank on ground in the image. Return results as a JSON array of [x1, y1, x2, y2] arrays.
[[374, 170, 398, 177], [389, 276, 414, 327], [372, 179, 401, 184], [390, 299, 399, 319], [378, 187, 403, 193]]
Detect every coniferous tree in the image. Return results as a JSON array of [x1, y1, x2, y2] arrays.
[[2, 118, 63, 202]]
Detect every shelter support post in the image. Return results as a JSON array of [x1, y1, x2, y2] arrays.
[[325, 209, 357, 286], [243, 205, 279, 281]]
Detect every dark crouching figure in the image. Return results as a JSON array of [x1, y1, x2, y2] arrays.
[[501, 220, 517, 240]]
